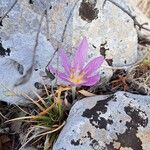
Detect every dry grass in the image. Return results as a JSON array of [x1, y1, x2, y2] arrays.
[[4, 85, 71, 150]]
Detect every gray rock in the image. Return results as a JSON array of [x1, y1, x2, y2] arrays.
[[0, 0, 73, 105], [72, 0, 138, 67], [0, 0, 137, 104], [0, 32, 54, 105], [53, 91, 150, 150]]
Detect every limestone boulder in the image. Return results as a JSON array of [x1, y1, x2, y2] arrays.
[[0, 0, 137, 104], [53, 91, 150, 150]]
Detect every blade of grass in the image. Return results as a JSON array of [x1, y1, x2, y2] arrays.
[[0, 83, 18, 96], [43, 82, 50, 97], [18, 121, 65, 150], [33, 125, 52, 130], [39, 103, 55, 116], [22, 93, 45, 111], [5, 116, 36, 123], [30, 88, 47, 108], [37, 121, 65, 136], [14, 104, 31, 115]]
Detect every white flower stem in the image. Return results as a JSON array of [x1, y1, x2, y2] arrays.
[[72, 86, 76, 100]]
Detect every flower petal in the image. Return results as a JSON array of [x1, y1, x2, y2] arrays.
[[82, 74, 100, 86], [73, 37, 88, 71], [60, 49, 71, 75], [58, 72, 70, 82], [48, 65, 59, 75], [83, 56, 104, 77], [48, 65, 69, 81]]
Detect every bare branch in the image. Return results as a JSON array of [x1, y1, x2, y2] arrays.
[[0, 0, 18, 23], [45, 1, 52, 41], [46, 0, 80, 68], [45, 9, 50, 40], [103, 0, 150, 32], [14, 11, 45, 86]]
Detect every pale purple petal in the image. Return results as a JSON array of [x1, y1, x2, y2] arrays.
[[58, 72, 70, 82], [82, 74, 100, 86], [83, 56, 104, 77], [60, 49, 71, 75], [48, 65, 69, 81], [48, 65, 59, 75], [73, 37, 88, 71]]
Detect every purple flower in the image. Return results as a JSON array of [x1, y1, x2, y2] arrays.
[[48, 37, 104, 87]]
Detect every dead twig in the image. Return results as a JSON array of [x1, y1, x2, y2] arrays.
[[14, 11, 45, 86], [45, 1, 51, 41], [103, 0, 150, 32], [111, 75, 129, 91], [46, 0, 80, 68], [0, 0, 18, 23]]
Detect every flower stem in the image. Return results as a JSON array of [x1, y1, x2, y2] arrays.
[[72, 86, 76, 101]]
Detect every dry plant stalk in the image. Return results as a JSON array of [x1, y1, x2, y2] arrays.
[[127, 61, 150, 95], [138, 0, 150, 18]]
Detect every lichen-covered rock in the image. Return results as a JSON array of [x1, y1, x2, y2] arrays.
[[0, 0, 137, 104], [72, 0, 138, 67], [53, 92, 150, 150], [0, 32, 54, 105]]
